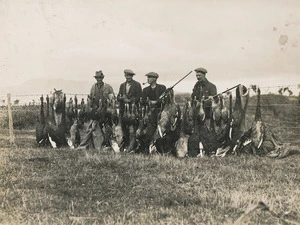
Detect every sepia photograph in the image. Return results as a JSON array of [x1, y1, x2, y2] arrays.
[[0, 0, 299, 224]]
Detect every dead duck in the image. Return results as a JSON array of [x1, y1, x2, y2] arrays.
[[211, 95, 222, 125], [129, 102, 138, 125], [211, 95, 223, 138], [36, 95, 47, 146], [230, 85, 250, 155], [249, 87, 266, 154], [122, 102, 131, 124], [220, 94, 229, 122], [232, 87, 270, 156], [66, 97, 74, 123], [67, 118, 81, 149], [193, 95, 205, 124], [182, 99, 194, 135], [154, 89, 181, 155], [214, 94, 232, 149]]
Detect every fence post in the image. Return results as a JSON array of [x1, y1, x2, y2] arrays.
[[7, 93, 15, 146]]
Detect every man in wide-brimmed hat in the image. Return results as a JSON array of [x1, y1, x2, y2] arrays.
[[90, 70, 114, 107], [117, 69, 142, 153], [77, 70, 115, 151]]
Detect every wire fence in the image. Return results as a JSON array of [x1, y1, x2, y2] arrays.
[[0, 93, 89, 107], [0, 84, 299, 106]]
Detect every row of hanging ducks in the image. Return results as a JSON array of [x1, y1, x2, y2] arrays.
[[36, 85, 284, 157], [179, 84, 283, 158], [36, 90, 68, 148]]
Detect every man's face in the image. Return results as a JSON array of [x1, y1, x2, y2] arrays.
[[125, 74, 133, 82], [147, 76, 156, 84], [95, 76, 104, 84], [196, 72, 206, 82]]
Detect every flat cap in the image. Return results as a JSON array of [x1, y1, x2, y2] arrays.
[[124, 69, 135, 75], [145, 72, 159, 78], [94, 70, 105, 78], [194, 67, 207, 74]]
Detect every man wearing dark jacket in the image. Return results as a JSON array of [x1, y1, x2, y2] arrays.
[[191, 67, 217, 119], [142, 72, 166, 108], [117, 69, 142, 116], [117, 69, 142, 151], [137, 72, 166, 153]]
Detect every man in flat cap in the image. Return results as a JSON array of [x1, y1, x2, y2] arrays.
[[191, 67, 217, 120], [117, 69, 142, 152], [136, 72, 166, 153], [142, 72, 166, 106], [77, 70, 115, 150]]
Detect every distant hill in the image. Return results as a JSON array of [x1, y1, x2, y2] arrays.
[[0, 78, 191, 96], [0, 79, 95, 96], [0, 78, 118, 105]]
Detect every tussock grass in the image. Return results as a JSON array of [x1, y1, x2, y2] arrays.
[[0, 147, 299, 224]]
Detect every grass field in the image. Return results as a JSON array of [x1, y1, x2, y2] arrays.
[[0, 94, 299, 224], [0, 146, 300, 224]]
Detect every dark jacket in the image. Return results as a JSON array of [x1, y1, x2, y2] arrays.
[[142, 84, 166, 108], [191, 79, 217, 119], [191, 79, 217, 101], [117, 80, 142, 114], [142, 84, 166, 127]]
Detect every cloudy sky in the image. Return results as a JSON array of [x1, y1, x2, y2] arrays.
[[1, 0, 299, 94]]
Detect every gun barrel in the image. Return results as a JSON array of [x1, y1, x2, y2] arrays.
[[159, 70, 193, 99], [203, 84, 241, 102], [170, 70, 193, 89], [213, 84, 241, 98]]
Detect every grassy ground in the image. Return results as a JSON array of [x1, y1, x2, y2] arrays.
[[0, 94, 299, 224], [0, 147, 299, 225]]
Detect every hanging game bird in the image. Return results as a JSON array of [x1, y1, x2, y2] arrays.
[[211, 95, 222, 125], [229, 85, 250, 155], [36, 95, 47, 146], [249, 87, 266, 154]]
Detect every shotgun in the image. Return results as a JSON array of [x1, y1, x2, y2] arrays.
[[159, 70, 193, 99], [213, 84, 241, 98], [204, 84, 241, 102]]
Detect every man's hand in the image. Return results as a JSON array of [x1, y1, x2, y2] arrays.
[[118, 94, 127, 101], [123, 98, 131, 103], [159, 87, 173, 99], [150, 100, 157, 106], [207, 96, 214, 101], [166, 87, 172, 92]]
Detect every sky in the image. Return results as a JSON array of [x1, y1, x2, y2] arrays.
[[0, 0, 299, 95]]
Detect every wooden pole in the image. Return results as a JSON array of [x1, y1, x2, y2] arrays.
[[7, 93, 15, 146]]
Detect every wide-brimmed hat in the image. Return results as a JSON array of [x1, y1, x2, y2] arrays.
[[94, 70, 104, 78], [124, 69, 135, 76], [145, 72, 159, 78]]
